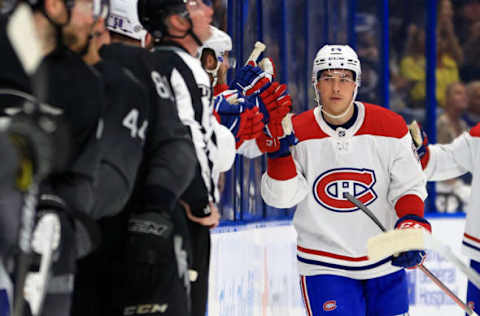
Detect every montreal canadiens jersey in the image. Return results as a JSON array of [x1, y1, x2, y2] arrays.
[[423, 124, 480, 261], [261, 102, 427, 279]]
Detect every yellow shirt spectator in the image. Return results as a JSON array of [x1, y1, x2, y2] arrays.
[[400, 55, 459, 108]]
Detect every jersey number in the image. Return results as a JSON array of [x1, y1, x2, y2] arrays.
[[151, 71, 173, 100], [123, 109, 148, 140]]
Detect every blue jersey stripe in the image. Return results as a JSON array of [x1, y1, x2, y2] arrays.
[[463, 241, 480, 253], [297, 255, 392, 271]]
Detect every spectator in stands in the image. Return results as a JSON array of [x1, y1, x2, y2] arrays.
[[356, 15, 381, 105], [454, 0, 480, 45], [461, 21, 480, 82], [400, 22, 460, 108], [464, 81, 480, 126], [437, 82, 469, 143], [439, 0, 464, 64], [435, 82, 471, 212]]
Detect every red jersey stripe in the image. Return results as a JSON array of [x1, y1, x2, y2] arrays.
[[297, 246, 369, 262], [465, 233, 480, 244]]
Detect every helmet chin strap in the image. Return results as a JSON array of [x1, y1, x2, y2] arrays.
[[205, 62, 221, 86], [188, 28, 203, 47], [321, 101, 354, 120]]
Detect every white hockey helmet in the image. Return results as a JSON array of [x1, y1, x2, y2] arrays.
[[312, 44, 361, 106], [106, 0, 146, 41], [199, 26, 236, 85], [200, 26, 233, 62]]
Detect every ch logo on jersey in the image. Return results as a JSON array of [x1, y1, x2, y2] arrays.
[[313, 168, 377, 212], [323, 300, 337, 311]]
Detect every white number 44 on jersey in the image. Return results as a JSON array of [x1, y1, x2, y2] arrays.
[[123, 108, 148, 141]]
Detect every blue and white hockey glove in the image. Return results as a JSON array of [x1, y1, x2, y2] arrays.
[[229, 63, 272, 96], [212, 93, 264, 144], [391, 214, 432, 269]]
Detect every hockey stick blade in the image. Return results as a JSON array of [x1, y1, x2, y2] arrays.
[[345, 193, 479, 316], [24, 213, 61, 316], [367, 229, 427, 261], [6, 4, 43, 75], [368, 229, 480, 290], [245, 41, 266, 65]]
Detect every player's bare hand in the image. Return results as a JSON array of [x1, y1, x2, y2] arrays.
[[180, 200, 220, 229]]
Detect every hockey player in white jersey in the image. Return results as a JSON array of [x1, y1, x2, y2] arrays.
[[199, 25, 235, 95], [199, 26, 265, 150], [198, 26, 293, 158], [410, 121, 480, 314], [261, 44, 430, 315]]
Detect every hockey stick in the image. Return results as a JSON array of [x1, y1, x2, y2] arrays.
[[245, 41, 266, 65], [6, 4, 43, 76], [24, 213, 61, 316], [368, 229, 480, 290], [12, 180, 39, 316], [344, 193, 479, 316], [6, 4, 50, 316]]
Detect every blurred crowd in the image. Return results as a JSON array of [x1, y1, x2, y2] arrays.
[[390, 0, 480, 212]]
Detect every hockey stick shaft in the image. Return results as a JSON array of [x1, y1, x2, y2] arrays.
[[245, 41, 266, 65], [13, 180, 39, 316], [344, 193, 478, 316], [418, 264, 477, 315], [7, 4, 48, 316]]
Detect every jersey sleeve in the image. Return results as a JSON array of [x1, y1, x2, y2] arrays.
[[260, 147, 309, 209], [388, 133, 428, 217], [236, 139, 263, 158], [142, 95, 197, 212], [211, 119, 235, 173], [424, 132, 472, 181]]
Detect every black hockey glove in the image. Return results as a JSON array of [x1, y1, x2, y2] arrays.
[[119, 210, 191, 315], [124, 212, 176, 293]]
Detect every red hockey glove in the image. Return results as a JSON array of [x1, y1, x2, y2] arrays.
[[212, 93, 264, 147], [235, 107, 265, 148], [392, 214, 431, 269], [255, 82, 292, 138], [256, 133, 280, 153], [256, 128, 298, 156]]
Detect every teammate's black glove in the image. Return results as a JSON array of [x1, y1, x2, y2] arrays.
[[120, 210, 192, 314], [124, 212, 176, 294]]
